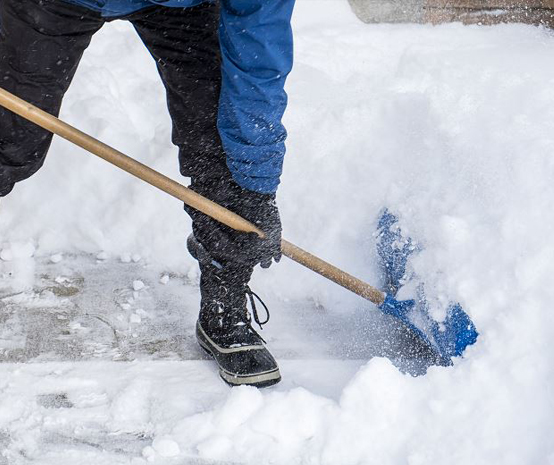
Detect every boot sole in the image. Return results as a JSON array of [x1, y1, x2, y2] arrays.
[[197, 324, 281, 388]]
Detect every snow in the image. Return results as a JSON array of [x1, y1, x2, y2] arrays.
[[1, 0, 554, 463], [0, 242, 35, 262]]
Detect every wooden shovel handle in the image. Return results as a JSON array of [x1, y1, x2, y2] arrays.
[[0, 87, 385, 306], [280, 240, 385, 304]]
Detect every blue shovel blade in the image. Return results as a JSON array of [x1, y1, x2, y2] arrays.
[[379, 294, 478, 363], [376, 209, 478, 362]]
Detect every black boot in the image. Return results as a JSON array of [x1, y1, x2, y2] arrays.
[[187, 235, 281, 388]]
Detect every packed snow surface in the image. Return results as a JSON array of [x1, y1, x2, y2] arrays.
[[1, 0, 554, 463]]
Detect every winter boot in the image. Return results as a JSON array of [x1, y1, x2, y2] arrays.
[[187, 234, 281, 388]]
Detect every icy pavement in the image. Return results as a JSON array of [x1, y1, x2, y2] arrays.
[[0, 254, 199, 364]]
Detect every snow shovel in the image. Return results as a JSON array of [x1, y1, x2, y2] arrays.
[[0, 87, 477, 364]]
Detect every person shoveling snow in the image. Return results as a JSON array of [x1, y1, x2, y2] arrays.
[[0, 0, 295, 387], [0, 0, 476, 389]]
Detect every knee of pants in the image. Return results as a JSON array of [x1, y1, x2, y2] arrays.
[[0, 135, 52, 196]]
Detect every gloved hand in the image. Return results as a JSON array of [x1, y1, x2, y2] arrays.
[[237, 188, 282, 268], [186, 175, 282, 269]]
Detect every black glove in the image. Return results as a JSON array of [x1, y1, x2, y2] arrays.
[[236, 188, 282, 268], [186, 175, 282, 269]]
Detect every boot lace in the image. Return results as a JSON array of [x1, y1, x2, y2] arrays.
[[210, 285, 271, 346], [225, 286, 270, 346], [245, 286, 270, 329]]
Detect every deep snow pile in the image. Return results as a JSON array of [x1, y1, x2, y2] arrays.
[[1, 0, 554, 463]]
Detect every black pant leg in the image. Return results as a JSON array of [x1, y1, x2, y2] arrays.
[[129, 3, 229, 181], [0, 0, 104, 196], [130, 4, 258, 267]]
